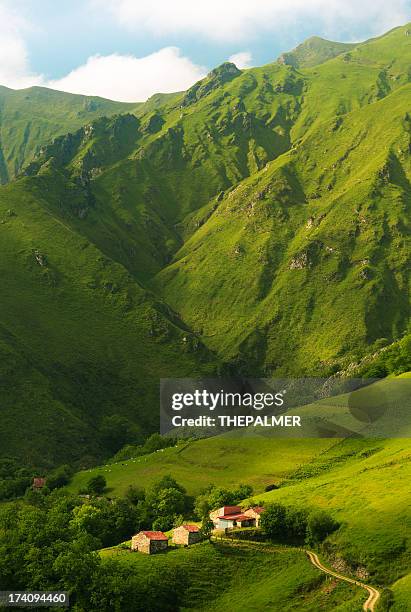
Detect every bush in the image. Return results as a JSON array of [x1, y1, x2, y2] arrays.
[[377, 588, 394, 611], [152, 516, 173, 532], [306, 510, 339, 544], [87, 475, 107, 495], [47, 464, 73, 490], [260, 503, 287, 540], [265, 483, 279, 492], [285, 507, 308, 541]]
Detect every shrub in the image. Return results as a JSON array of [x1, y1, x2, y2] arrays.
[[87, 475, 107, 495], [260, 503, 287, 540], [306, 510, 339, 544]]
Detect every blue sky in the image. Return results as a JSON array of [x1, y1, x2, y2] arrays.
[[2, 0, 411, 101]]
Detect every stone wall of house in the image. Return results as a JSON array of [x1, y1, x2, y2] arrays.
[[131, 534, 168, 554], [150, 539, 168, 553], [244, 509, 261, 526]]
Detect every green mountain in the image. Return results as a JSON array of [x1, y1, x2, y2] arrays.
[[0, 23, 410, 466], [0, 86, 136, 183], [277, 36, 355, 68]]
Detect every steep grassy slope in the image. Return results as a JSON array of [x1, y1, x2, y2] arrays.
[[0, 86, 135, 183], [253, 438, 410, 584], [101, 541, 363, 611], [1, 24, 410, 467], [0, 177, 215, 467], [153, 28, 411, 374]]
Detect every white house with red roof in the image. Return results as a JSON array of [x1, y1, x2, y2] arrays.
[[210, 505, 266, 530], [209, 505, 242, 525]]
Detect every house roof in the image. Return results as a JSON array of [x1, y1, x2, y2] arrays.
[[33, 477, 46, 487], [218, 513, 253, 521], [218, 505, 242, 515], [139, 531, 168, 540], [180, 525, 200, 532]]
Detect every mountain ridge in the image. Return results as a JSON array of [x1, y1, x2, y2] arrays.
[[0, 23, 410, 465]]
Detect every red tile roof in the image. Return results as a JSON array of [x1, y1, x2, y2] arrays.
[[181, 525, 200, 532], [218, 513, 254, 521], [140, 531, 168, 540], [219, 506, 242, 515], [33, 477, 46, 488]]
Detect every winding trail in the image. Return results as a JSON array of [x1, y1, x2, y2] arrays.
[[305, 550, 380, 611], [214, 537, 380, 611]]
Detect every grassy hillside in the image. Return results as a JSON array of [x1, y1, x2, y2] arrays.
[[153, 26, 411, 374], [101, 540, 364, 611], [277, 36, 355, 68], [0, 86, 135, 183], [68, 438, 334, 496], [0, 176, 216, 467], [71, 376, 411, 601], [0, 24, 410, 467]]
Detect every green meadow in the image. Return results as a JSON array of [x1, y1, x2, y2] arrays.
[[101, 541, 364, 611]]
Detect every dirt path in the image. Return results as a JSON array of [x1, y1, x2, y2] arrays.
[[214, 537, 380, 611], [305, 550, 380, 611]]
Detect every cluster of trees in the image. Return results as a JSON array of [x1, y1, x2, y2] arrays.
[[0, 459, 74, 502], [0, 458, 32, 501], [110, 433, 178, 463], [194, 483, 253, 519], [0, 489, 185, 611], [83, 473, 191, 533], [260, 503, 340, 545]]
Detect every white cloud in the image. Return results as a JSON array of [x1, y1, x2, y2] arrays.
[[0, 1, 206, 102], [93, 0, 411, 42], [0, 2, 42, 88], [47, 48, 207, 102], [228, 52, 253, 69]]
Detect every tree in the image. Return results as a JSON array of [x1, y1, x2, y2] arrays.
[[152, 516, 173, 532], [200, 515, 214, 540], [87, 475, 106, 495], [260, 503, 287, 540], [285, 507, 308, 541], [47, 465, 73, 490], [306, 510, 339, 544], [233, 483, 253, 499], [125, 485, 145, 505], [99, 416, 142, 454]]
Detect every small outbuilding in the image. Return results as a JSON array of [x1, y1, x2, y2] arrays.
[[172, 524, 201, 546], [32, 477, 46, 490], [244, 506, 265, 527], [131, 531, 168, 554]]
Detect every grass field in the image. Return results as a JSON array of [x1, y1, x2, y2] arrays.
[[101, 540, 364, 611], [68, 437, 335, 497]]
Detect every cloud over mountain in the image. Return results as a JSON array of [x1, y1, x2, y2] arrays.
[[48, 48, 206, 102], [93, 0, 411, 41]]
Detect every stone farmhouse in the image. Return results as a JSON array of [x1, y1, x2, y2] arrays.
[[131, 531, 168, 554], [32, 477, 46, 490], [210, 505, 265, 530], [172, 524, 202, 546]]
